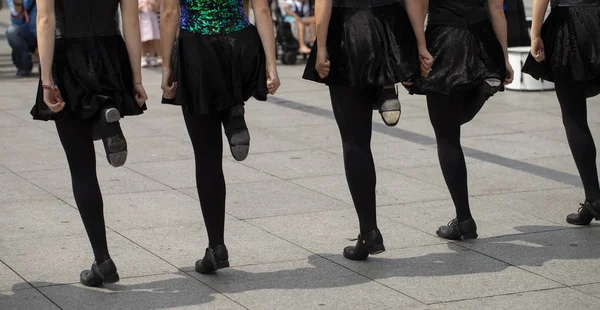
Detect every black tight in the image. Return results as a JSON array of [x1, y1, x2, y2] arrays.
[[182, 108, 226, 247], [329, 85, 378, 234], [56, 120, 110, 263], [555, 80, 600, 202], [426, 93, 472, 222]]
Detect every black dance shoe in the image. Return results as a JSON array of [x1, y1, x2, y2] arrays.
[[222, 106, 250, 162], [567, 200, 600, 225], [80, 259, 120, 287], [343, 229, 386, 261], [195, 244, 230, 274], [462, 78, 502, 125], [376, 86, 401, 127], [93, 107, 128, 167], [436, 218, 478, 241]]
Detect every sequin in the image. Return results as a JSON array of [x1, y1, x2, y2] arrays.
[[180, 0, 251, 34]]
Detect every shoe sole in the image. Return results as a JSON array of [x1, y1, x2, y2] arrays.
[[380, 99, 401, 127], [368, 243, 386, 255], [103, 108, 120, 123], [226, 107, 250, 162], [104, 135, 128, 167], [566, 219, 592, 226]]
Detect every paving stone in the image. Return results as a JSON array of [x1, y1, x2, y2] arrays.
[[241, 149, 344, 180], [329, 244, 561, 304], [39, 273, 243, 310], [0, 232, 177, 285], [249, 209, 443, 255], [222, 180, 348, 219], [461, 227, 600, 286], [128, 158, 276, 189], [187, 256, 419, 309], [0, 289, 59, 310], [121, 218, 310, 270], [292, 168, 450, 207], [0, 262, 30, 292], [0, 173, 53, 203], [20, 167, 169, 199], [0, 199, 85, 242]]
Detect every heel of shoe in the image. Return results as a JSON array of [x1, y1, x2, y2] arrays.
[[103, 108, 121, 124], [102, 272, 120, 284], [462, 232, 478, 240], [368, 243, 386, 255], [215, 260, 230, 270]]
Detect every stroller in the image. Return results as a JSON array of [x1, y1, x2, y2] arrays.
[[270, 0, 314, 65]]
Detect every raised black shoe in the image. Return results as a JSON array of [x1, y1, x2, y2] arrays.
[[462, 78, 502, 125], [377, 86, 401, 127], [343, 229, 386, 261], [222, 106, 250, 161], [93, 107, 128, 167]]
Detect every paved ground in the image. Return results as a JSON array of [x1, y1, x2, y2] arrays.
[[3, 5, 600, 310]]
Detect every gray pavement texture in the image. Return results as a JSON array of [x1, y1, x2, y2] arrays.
[[3, 3, 600, 310]]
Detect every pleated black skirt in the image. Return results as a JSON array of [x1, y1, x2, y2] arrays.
[[522, 6, 600, 97], [302, 2, 419, 86], [414, 20, 506, 96], [164, 25, 268, 115], [31, 35, 146, 121]]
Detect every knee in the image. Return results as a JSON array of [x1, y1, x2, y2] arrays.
[[342, 138, 371, 157], [5, 25, 21, 43]]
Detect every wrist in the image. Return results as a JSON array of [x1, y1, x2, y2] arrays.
[[266, 62, 277, 71], [41, 78, 54, 86]]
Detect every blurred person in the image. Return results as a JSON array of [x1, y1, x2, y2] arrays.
[[523, 0, 600, 225], [283, 0, 315, 54], [6, 0, 37, 77], [31, 0, 147, 286], [302, 0, 419, 260], [139, 0, 161, 66], [405, 0, 513, 240], [160, 0, 279, 273]]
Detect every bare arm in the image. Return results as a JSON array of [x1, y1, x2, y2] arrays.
[[314, 0, 332, 53], [251, 0, 277, 71], [36, 0, 55, 86], [487, 0, 509, 62], [530, 0, 549, 39], [405, 0, 428, 50], [160, 0, 180, 72], [121, 0, 144, 85]]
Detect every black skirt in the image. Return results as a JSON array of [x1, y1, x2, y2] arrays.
[[164, 26, 268, 115], [31, 35, 146, 121], [414, 20, 506, 96], [522, 6, 600, 97], [302, 2, 419, 86]]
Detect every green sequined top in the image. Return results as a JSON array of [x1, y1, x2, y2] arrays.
[[180, 0, 251, 35]]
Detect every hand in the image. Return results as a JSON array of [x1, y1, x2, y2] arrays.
[[42, 84, 65, 113], [161, 69, 177, 99], [531, 37, 545, 63], [133, 83, 148, 106], [418, 46, 434, 78], [266, 66, 280, 95], [316, 49, 330, 79], [504, 62, 514, 85]]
